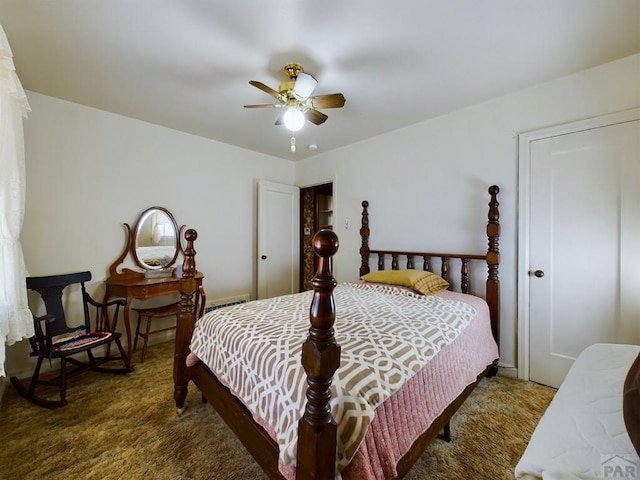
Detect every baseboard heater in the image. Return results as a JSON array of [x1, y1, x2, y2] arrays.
[[204, 294, 250, 314]]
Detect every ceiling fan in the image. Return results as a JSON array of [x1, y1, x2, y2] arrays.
[[244, 63, 346, 133]]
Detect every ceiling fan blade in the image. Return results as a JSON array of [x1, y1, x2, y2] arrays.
[[311, 93, 346, 109], [305, 108, 328, 125], [249, 80, 281, 100], [244, 103, 283, 108], [293, 72, 317, 99]]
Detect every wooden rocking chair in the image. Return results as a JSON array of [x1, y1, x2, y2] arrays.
[[10, 271, 133, 408]]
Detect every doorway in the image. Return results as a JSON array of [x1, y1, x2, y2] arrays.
[[518, 109, 640, 387], [299, 183, 333, 291]]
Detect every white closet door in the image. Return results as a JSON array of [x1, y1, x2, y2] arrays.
[[528, 119, 640, 388]]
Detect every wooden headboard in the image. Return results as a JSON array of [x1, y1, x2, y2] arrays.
[[358, 185, 501, 346]]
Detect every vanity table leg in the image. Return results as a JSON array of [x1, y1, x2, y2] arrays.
[[123, 296, 134, 363]]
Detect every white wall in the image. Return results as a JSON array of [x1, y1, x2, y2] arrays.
[[7, 54, 639, 378], [6, 92, 294, 377], [296, 53, 640, 371]]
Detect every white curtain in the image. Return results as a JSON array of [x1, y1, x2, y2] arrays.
[[0, 24, 32, 378]]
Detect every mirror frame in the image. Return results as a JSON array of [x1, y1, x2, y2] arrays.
[[131, 206, 180, 271]]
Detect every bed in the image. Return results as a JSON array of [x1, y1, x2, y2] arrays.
[[515, 343, 640, 480], [173, 185, 502, 479]]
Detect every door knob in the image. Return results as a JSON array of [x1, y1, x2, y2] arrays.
[[261, 255, 267, 260], [533, 270, 544, 278]]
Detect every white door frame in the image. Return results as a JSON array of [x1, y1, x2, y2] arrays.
[[517, 108, 640, 381]]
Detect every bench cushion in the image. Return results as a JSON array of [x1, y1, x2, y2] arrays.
[[515, 343, 640, 479]]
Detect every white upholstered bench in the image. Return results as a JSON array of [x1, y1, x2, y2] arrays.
[[515, 343, 640, 480]]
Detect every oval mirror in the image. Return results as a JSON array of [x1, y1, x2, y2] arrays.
[[132, 207, 180, 270]]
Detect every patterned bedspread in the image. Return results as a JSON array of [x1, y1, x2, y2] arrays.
[[189, 282, 480, 476]]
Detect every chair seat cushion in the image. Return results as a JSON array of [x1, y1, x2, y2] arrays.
[[53, 332, 112, 352]]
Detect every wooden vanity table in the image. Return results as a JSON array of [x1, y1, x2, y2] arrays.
[[105, 207, 205, 361], [105, 272, 204, 361]]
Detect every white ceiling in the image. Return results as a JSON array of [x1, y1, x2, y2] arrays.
[[1, 1, 639, 161]]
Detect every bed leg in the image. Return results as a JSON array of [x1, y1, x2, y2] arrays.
[[174, 383, 188, 415], [440, 421, 451, 443], [487, 359, 499, 378]]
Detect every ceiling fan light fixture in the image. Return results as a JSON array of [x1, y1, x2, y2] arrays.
[[245, 63, 344, 131], [283, 107, 305, 132], [293, 72, 318, 99]]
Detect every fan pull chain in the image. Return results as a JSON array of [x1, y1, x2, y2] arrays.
[[290, 135, 296, 153]]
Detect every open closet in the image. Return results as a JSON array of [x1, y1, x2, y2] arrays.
[[300, 182, 333, 291]]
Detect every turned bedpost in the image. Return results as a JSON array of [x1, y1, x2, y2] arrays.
[[359, 200, 370, 277], [297, 230, 341, 480], [173, 228, 198, 414], [486, 185, 500, 347]]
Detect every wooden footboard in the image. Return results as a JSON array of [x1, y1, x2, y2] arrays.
[[173, 228, 341, 479], [189, 361, 284, 478]]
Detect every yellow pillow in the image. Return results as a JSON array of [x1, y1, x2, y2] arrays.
[[360, 269, 449, 295]]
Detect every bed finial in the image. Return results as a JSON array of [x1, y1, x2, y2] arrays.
[[297, 229, 340, 479], [182, 228, 198, 278], [312, 228, 339, 258]]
